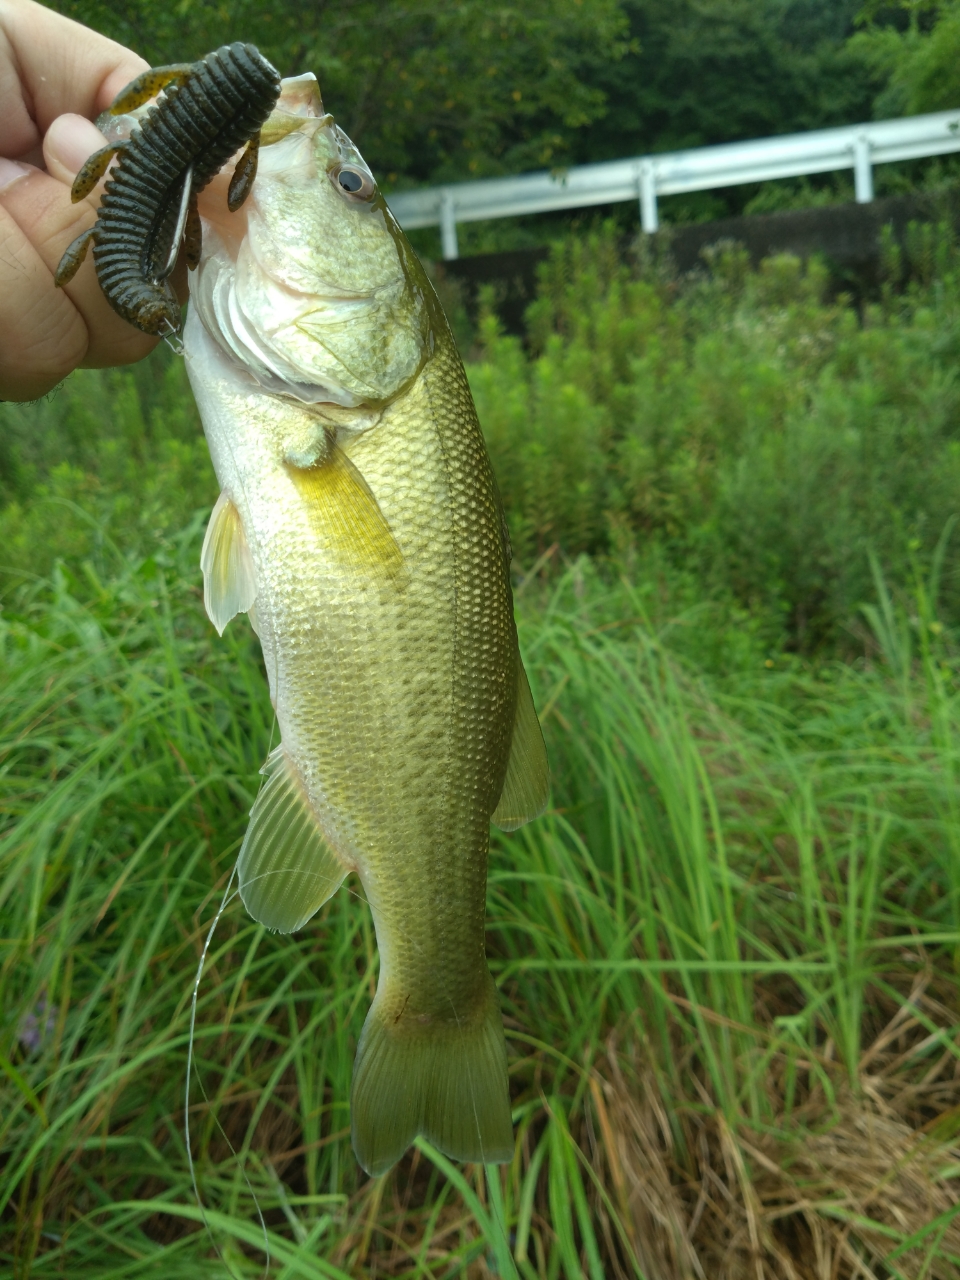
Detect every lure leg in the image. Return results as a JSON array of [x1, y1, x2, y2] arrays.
[[184, 195, 202, 271], [109, 63, 194, 114], [54, 226, 97, 287], [70, 142, 128, 202], [227, 132, 261, 212]]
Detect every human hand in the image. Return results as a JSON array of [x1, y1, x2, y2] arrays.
[[0, 0, 158, 400]]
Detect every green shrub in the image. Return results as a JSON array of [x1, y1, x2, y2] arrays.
[[470, 223, 960, 653], [7, 220, 960, 655], [0, 354, 212, 578]]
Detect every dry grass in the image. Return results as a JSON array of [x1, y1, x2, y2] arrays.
[[571, 983, 960, 1280], [280, 975, 960, 1280]]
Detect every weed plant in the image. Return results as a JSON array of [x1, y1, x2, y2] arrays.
[[472, 219, 960, 655]]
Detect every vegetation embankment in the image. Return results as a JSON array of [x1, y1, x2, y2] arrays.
[[3, 233, 960, 1276]]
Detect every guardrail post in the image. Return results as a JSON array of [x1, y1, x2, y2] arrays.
[[440, 190, 459, 260], [853, 135, 874, 203], [638, 160, 658, 233]]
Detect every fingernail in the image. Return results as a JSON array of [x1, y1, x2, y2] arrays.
[[44, 114, 108, 179], [0, 158, 33, 193]]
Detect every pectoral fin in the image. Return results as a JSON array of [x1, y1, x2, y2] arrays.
[[286, 446, 406, 586], [238, 747, 348, 933], [200, 491, 258, 636], [492, 660, 549, 831]]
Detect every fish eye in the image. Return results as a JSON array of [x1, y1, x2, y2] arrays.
[[334, 165, 376, 200]]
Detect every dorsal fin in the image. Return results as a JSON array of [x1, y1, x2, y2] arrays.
[[492, 660, 549, 831], [200, 491, 258, 636], [238, 747, 348, 933]]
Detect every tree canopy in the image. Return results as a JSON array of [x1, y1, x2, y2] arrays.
[[44, 0, 960, 195], [49, 0, 630, 185], [851, 0, 960, 117]]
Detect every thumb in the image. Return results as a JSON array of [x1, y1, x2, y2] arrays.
[[44, 113, 109, 187]]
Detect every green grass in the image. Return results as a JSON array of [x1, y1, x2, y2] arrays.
[[3, 531, 960, 1277]]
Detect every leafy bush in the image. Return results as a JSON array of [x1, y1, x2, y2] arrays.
[[8, 219, 960, 654], [0, 353, 212, 578], [471, 222, 960, 652]]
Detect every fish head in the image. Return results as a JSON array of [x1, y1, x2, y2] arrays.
[[189, 73, 434, 414]]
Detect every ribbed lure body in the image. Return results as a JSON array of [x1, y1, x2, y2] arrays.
[[56, 43, 280, 335]]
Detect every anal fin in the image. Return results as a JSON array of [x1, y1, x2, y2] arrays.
[[200, 491, 258, 636], [239, 747, 348, 933], [492, 659, 549, 831]]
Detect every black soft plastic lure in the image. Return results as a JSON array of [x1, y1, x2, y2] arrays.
[[55, 43, 281, 337]]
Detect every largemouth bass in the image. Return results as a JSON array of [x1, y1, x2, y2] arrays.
[[184, 73, 549, 1176]]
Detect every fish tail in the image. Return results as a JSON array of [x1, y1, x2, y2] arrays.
[[350, 975, 513, 1176]]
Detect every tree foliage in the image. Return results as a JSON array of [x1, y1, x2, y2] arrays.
[[48, 0, 891, 190], [571, 0, 875, 166], [851, 0, 960, 116], [48, 0, 630, 184]]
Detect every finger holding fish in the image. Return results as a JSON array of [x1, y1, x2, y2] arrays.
[[0, 0, 158, 398], [0, 136, 157, 398]]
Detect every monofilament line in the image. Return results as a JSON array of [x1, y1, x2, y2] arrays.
[[185, 862, 271, 1279]]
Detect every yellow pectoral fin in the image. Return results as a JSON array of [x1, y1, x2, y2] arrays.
[[286, 446, 406, 586], [492, 659, 550, 831], [200, 491, 258, 636], [238, 747, 348, 933]]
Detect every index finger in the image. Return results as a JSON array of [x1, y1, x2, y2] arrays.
[[0, 0, 148, 159]]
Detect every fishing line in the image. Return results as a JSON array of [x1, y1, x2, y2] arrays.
[[185, 864, 271, 1279], [185, 707, 281, 1276]]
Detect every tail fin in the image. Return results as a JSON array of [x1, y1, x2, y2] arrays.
[[351, 978, 513, 1176]]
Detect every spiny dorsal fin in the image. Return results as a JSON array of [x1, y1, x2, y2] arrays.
[[200, 491, 258, 636], [492, 660, 549, 831], [286, 445, 406, 586], [238, 747, 348, 933]]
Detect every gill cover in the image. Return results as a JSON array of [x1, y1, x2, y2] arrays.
[[191, 77, 428, 408]]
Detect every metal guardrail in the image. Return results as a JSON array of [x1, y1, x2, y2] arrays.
[[385, 111, 960, 259]]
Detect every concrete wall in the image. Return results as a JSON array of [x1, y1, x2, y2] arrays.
[[433, 189, 960, 336]]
